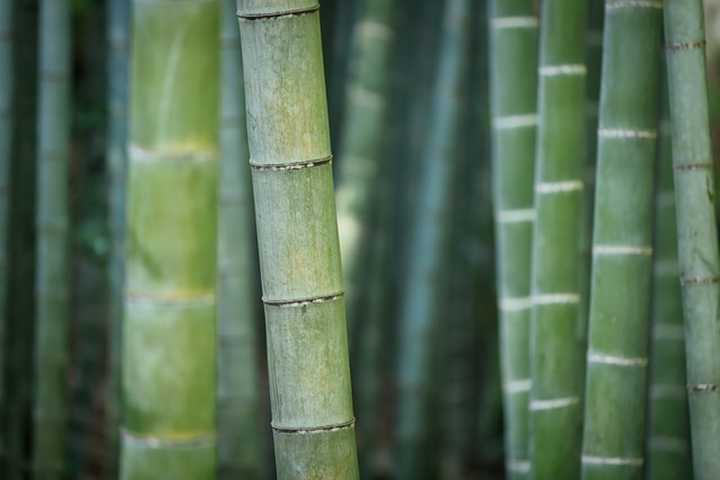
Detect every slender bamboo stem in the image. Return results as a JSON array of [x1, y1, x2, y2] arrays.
[[581, 3, 662, 479], [646, 89, 691, 480], [217, 0, 264, 477], [237, 1, 360, 477], [121, 1, 219, 478], [488, 1, 538, 478], [33, 0, 71, 477], [664, 2, 720, 479], [529, 0, 588, 478], [394, 1, 470, 477]]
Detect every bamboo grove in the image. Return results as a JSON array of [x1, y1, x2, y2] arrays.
[[1, 0, 720, 479]]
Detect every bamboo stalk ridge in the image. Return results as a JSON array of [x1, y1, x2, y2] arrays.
[[217, 0, 263, 477], [236, 1, 360, 477], [33, 0, 71, 476], [121, 1, 219, 478], [664, 2, 720, 478], [581, 2, 662, 479], [646, 95, 691, 480], [529, 0, 588, 477], [394, 0, 470, 477], [488, 1, 538, 478]]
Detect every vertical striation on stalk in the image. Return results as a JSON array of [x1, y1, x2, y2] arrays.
[[529, 0, 588, 478], [236, 1, 360, 477], [121, 1, 219, 478], [33, 0, 71, 477], [488, 1, 539, 478], [664, 1, 720, 478], [581, 2, 662, 479], [217, 0, 263, 478]]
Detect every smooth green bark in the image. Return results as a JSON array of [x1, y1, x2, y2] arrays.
[[581, 3, 662, 479], [489, 1, 538, 478], [529, 1, 587, 478], [121, 2, 219, 478], [664, 2, 720, 479], [33, 1, 71, 477], [237, 2, 359, 477]]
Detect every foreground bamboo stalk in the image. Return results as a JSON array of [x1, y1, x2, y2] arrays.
[[33, 0, 71, 476], [646, 93, 691, 480], [237, 1, 359, 477], [217, 0, 263, 477], [664, 2, 720, 478], [488, 1, 538, 478], [529, 0, 588, 477], [121, 1, 219, 478], [581, 2, 662, 478]]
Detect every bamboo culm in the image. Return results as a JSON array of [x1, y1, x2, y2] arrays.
[[488, 0, 538, 478], [580, 3, 662, 479], [121, 1, 219, 478], [33, 0, 71, 477], [529, 0, 588, 478], [394, 1, 470, 477], [237, 1, 360, 477], [664, 2, 720, 479], [217, 0, 264, 477], [646, 88, 691, 480]]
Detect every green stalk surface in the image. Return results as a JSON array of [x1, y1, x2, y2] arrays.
[[33, 0, 71, 477], [217, 0, 263, 477], [121, 1, 219, 478], [664, 2, 720, 478], [237, 1, 360, 477], [488, 1, 538, 478], [529, 0, 587, 478], [581, 2, 662, 479]]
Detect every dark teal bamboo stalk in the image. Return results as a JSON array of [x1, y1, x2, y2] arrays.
[[529, 0, 588, 478], [121, 1, 219, 478], [646, 91, 691, 480], [237, 1, 359, 477], [33, 0, 71, 477], [394, 1, 470, 477], [581, 2, 662, 479], [489, 1, 538, 478], [664, 2, 720, 479], [217, 0, 263, 478]]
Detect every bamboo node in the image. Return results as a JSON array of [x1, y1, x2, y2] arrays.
[[593, 245, 653, 256], [496, 209, 535, 224], [499, 296, 533, 312], [507, 460, 531, 473], [673, 162, 713, 172], [598, 128, 657, 140], [587, 351, 648, 367], [533, 293, 581, 305], [536, 180, 584, 194], [491, 17, 538, 29], [262, 291, 344, 307], [237, 4, 320, 20], [503, 379, 531, 394], [271, 419, 355, 434], [493, 113, 538, 130], [688, 383, 720, 392], [121, 430, 216, 449], [539, 64, 587, 77], [680, 275, 720, 286], [250, 154, 332, 171], [666, 40, 706, 52], [581, 455, 644, 467], [529, 396, 579, 411], [606, 0, 663, 10]]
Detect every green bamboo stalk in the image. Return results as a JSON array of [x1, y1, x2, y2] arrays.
[[394, 1, 470, 477], [664, 2, 720, 479], [646, 90, 691, 480], [581, 3, 662, 478], [236, 1, 359, 477], [488, 1, 538, 478], [529, 0, 587, 478], [121, 1, 219, 478], [33, 0, 71, 476], [217, 0, 263, 477], [106, 0, 130, 476]]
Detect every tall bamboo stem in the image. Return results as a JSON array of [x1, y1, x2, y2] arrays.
[[529, 0, 588, 477], [237, 1, 360, 477], [488, 1, 538, 478], [664, 2, 720, 478], [121, 1, 219, 477]]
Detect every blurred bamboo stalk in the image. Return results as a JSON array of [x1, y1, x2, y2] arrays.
[[664, 2, 720, 478]]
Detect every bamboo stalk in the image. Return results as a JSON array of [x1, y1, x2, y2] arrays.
[[529, 0, 588, 477], [581, 2, 662, 478], [237, 1, 360, 477], [394, 1, 470, 477], [121, 1, 219, 478], [664, 2, 720, 478], [33, 0, 71, 477], [217, 0, 264, 477], [646, 89, 691, 480], [488, 1, 538, 478]]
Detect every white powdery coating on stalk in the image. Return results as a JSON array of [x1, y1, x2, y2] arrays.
[[539, 64, 587, 76], [493, 113, 538, 130], [598, 128, 658, 139], [497, 208, 536, 223], [593, 245, 653, 256], [491, 16, 538, 29], [507, 460, 531, 473], [588, 351, 648, 367], [606, 0, 663, 11], [582, 455, 644, 466], [533, 293, 581, 305], [536, 180, 584, 194], [529, 396, 579, 411], [504, 379, 531, 394], [500, 296, 533, 312]]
